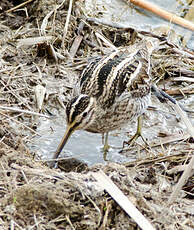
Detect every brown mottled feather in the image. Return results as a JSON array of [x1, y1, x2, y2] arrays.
[[80, 46, 151, 110], [53, 41, 154, 162]]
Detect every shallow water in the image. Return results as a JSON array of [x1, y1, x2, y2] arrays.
[[30, 95, 194, 165], [85, 0, 194, 49], [30, 0, 194, 165], [30, 116, 134, 165]]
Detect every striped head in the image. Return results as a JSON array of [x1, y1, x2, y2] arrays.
[[66, 95, 96, 130], [53, 95, 96, 160]]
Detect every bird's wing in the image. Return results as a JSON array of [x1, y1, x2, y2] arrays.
[[80, 44, 152, 109], [80, 50, 123, 97]]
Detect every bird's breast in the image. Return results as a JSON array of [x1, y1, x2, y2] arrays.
[[84, 93, 151, 134]]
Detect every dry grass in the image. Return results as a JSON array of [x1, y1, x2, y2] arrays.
[[0, 0, 193, 229]]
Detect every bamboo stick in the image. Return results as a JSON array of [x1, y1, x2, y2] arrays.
[[128, 0, 194, 31], [93, 170, 155, 230]]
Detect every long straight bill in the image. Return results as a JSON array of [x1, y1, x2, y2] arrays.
[[52, 125, 74, 160]]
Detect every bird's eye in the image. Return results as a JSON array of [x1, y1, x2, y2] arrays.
[[82, 112, 88, 118]]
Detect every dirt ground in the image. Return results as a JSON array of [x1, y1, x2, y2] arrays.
[[0, 0, 194, 229]]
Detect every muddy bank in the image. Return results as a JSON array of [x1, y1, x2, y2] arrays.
[[1, 134, 193, 229], [0, 0, 194, 229]]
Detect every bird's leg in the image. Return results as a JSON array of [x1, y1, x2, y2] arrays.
[[103, 132, 109, 151], [102, 132, 109, 160], [123, 115, 149, 147]]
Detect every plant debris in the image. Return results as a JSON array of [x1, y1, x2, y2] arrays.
[[0, 0, 193, 229]]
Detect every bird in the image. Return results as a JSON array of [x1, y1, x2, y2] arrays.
[[52, 40, 155, 164]]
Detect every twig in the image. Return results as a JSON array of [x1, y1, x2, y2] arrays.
[[27, 215, 42, 230], [0, 80, 32, 111], [69, 35, 83, 59], [149, 133, 190, 148], [124, 153, 187, 167], [5, 0, 34, 13], [10, 220, 23, 230], [1, 87, 29, 94], [0, 111, 39, 135], [17, 36, 53, 47], [38, 154, 85, 162], [167, 163, 194, 174], [0, 106, 50, 118], [172, 77, 194, 83], [20, 170, 29, 184], [40, 0, 66, 37], [100, 200, 112, 229], [172, 103, 194, 137], [93, 170, 155, 230], [168, 155, 194, 204], [0, 136, 5, 144], [157, 89, 194, 137], [66, 215, 75, 230], [85, 194, 102, 227], [95, 32, 118, 51], [62, 0, 73, 48], [165, 88, 194, 95], [128, 0, 194, 31]]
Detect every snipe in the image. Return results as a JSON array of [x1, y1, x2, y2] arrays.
[[52, 41, 154, 163]]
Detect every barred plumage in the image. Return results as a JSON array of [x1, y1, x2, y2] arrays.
[[52, 41, 154, 162], [80, 47, 151, 109]]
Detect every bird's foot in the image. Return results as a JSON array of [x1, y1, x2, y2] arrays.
[[123, 132, 149, 147], [120, 132, 149, 154], [121, 115, 150, 152]]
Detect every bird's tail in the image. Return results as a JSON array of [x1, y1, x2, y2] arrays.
[[151, 84, 193, 113], [151, 84, 176, 104]]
